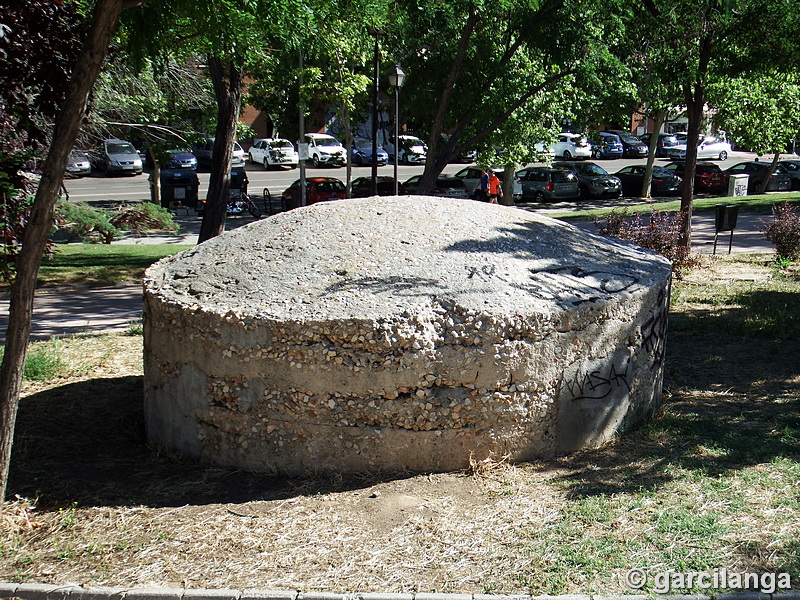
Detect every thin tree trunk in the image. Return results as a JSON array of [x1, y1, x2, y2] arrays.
[[198, 57, 243, 243], [641, 109, 666, 198], [0, 0, 126, 502], [756, 152, 780, 194]]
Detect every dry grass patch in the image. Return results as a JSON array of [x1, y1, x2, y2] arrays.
[[2, 255, 800, 594]]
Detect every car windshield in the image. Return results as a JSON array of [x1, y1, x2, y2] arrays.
[[574, 163, 608, 176], [661, 136, 679, 146], [69, 150, 86, 160], [782, 162, 800, 171], [653, 167, 673, 176], [402, 137, 425, 147], [602, 135, 621, 143], [167, 149, 191, 155], [106, 142, 137, 154], [353, 139, 372, 149], [233, 142, 244, 152], [315, 138, 340, 147], [270, 140, 293, 148]]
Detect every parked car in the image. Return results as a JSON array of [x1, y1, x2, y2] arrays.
[[723, 161, 791, 193], [249, 138, 298, 169], [402, 174, 469, 198], [304, 133, 347, 167], [553, 161, 622, 199], [606, 130, 649, 158], [614, 165, 682, 196], [90, 138, 143, 176], [351, 175, 406, 197], [514, 166, 580, 202], [192, 138, 246, 168], [638, 132, 680, 158], [553, 133, 592, 160], [779, 160, 800, 190], [349, 137, 389, 166], [590, 132, 624, 159], [280, 177, 347, 210], [666, 134, 731, 161], [162, 148, 198, 170], [385, 135, 428, 165], [65, 147, 91, 177], [663, 161, 726, 193]]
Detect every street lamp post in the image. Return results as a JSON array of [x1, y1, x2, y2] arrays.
[[387, 63, 405, 196]]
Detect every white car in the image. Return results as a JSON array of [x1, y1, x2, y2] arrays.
[[453, 165, 523, 198], [553, 133, 592, 160], [304, 133, 347, 167], [249, 138, 298, 169], [385, 135, 428, 165], [667, 134, 731, 160]]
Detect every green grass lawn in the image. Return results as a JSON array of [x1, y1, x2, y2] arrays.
[[37, 243, 193, 287], [550, 191, 800, 221]]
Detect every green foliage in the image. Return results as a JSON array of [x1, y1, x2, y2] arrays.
[[762, 201, 800, 260], [54, 201, 178, 244], [711, 74, 800, 155], [55, 201, 120, 244]]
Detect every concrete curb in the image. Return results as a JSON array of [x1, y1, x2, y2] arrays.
[[1, 585, 798, 600]]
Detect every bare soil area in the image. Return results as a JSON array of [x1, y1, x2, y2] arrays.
[[2, 255, 799, 594]]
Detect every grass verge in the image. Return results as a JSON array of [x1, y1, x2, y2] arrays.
[[1, 254, 799, 594], [35, 243, 192, 288]]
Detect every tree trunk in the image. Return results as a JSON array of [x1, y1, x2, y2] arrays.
[[500, 163, 516, 206], [756, 152, 780, 194], [641, 109, 666, 198], [198, 56, 243, 243], [0, 0, 125, 502]]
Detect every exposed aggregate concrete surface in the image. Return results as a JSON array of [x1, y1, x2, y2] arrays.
[[143, 196, 673, 475]]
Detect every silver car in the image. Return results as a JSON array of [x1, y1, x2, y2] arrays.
[[92, 138, 143, 176]]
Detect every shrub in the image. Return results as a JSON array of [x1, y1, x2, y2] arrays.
[[55, 200, 119, 243], [54, 201, 178, 244], [761, 201, 800, 261], [595, 208, 699, 279], [108, 202, 179, 235]]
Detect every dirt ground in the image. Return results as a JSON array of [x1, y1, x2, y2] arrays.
[[2, 255, 799, 594]]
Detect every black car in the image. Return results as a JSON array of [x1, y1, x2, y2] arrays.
[[553, 161, 622, 199], [723, 161, 792, 193], [614, 165, 682, 197], [607, 130, 649, 158], [778, 160, 800, 190], [663, 161, 726, 192], [639, 133, 680, 158], [351, 175, 406, 197]]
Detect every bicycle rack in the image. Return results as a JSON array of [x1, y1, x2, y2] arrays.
[[263, 188, 273, 215]]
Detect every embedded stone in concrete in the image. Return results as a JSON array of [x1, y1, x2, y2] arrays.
[[143, 195, 672, 475]]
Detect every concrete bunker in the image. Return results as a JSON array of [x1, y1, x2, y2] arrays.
[[143, 196, 672, 475]]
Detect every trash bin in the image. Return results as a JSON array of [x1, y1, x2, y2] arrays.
[[714, 203, 739, 254], [159, 168, 200, 208]]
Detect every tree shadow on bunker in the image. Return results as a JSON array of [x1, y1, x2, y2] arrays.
[[535, 290, 800, 499], [8, 376, 403, 510]]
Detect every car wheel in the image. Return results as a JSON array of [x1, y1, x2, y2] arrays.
[[535, 191, 546, 203], [563, 150, 572, 160], [718, 151, 728, 161], [578, 186, 589, 200], [355, 155, 363, 167], [263, 158, 270, 170], [249, 153, 256, 164], [311, 155, 320, 168]]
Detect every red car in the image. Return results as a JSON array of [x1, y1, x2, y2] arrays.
[[664, 161, 727, 192], [281, 177, 347, 210]]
